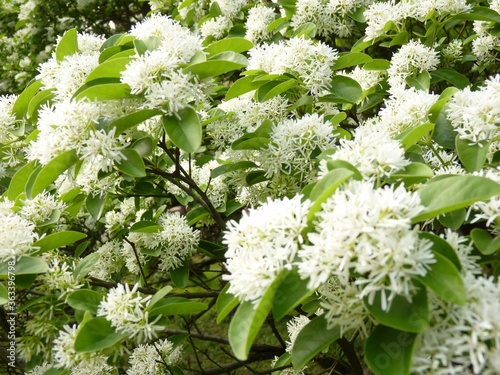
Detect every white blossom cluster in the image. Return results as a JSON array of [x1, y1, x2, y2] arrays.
[[127, 338, 183, 375], [97, 283, 163, 343], [247, 36, 338, 95]]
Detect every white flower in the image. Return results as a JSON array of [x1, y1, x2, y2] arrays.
[[53, 325, 83, 368], [0, 210, 36, 262], [0, 94, 19, 143], [364, 1, 406, 40], [325, 125, 410, 180], [247, 37, 338, 95], [88, 240, 125, 281], [388, 40, 440, 87], [80, 127, 129, 172], [245, 5, 276, 43], [200, 15, 231, 40], [446, 74, 500, 144], [261, 113, 337, 182], [97, 284, 162, 343], [128, 212, 200, 271], [71, 355, 113, 375], [126, 338, 183, 375], [285, 315, 310, 353], [470, 169, 500, 228], [223, 196, 311, 303], [340, 66, 385, 91], [40, 259, 82, 300], [19, 191, 66, 225], [298, 181, 434, 310]]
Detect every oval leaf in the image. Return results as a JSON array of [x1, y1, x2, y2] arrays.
[[74, 317, 126, 352], [162, 107, 202, 153], [116, 149, 146, 177], [33, 231, 87, 254], [67, 290, 102, 314]]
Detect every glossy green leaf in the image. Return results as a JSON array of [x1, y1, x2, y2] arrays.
[[109, 109, 162, 135], [56, 28, 78, 62], [5, 161, 36, 200], [216, 283, 239, 323], [413, 175, 500, 222], [456, 136, 489, 172], [260, 79, 297, 102], [229, 271, 287, 360], [417, 251, 466, 305], [85, 57, 133, 82], [33, 231, 87, 253], [211, 161, 257, 178], [437, 208, 466, 230], [432, 106, 457, 149], [273, 268, 314, 321], [365, 325, 417, 375], [74, 317, 126, 352], [27, 89, 54, 120], [470, 228, 500, 255], [329, 75, 363, 103], [67, 290, 102, 314], [170, 264, 189, 288], [73, 252, 100, 280], [451, 6, 500, 22], [419, 232, 461, 270], [184, 52, 247, 79], [333, 52, 373, 70], [364, 286, 429, 333], [396, 123, 434, 150], [162, 107, 202, 153], [30, 150, 79, 198], [431, 68, 470, 89], [363, 59, 390, 71], [225, 75, 267, 100], [205, 37, 254, 56], [12, 80, 42, 119], [85, 193, 106, 220], [74, 82, 134, 101], [389, 162, 434, 186], [0, 257, 48, 277], [116, 149, 146, 177], [147, 285, 174, 311], [291, 315, 341, 369]]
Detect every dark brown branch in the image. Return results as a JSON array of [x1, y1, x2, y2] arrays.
[[336, 336, 364, 375]]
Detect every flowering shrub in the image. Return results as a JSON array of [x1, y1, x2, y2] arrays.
[[1, 0, 500, 374]]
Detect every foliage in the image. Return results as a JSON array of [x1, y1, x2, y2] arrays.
[[1, 0, 500, 374]]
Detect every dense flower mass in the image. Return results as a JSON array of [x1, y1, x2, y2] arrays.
[[3, 0, 500, 374]]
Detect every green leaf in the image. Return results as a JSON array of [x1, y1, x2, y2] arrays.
[[259, 79, 297, 102], [184, 52, 247, 79], [389, 162, 434, 186], [116, 149, 146, 177], [130, 221, 163, 233], [205, 37, 254, 56], [470, 228, 500, 255], [432, 105, 458, 149], [0, 283, 8, 305], [333, 52, 373, 70], [33, 231, 87, 254], [30, 150, 79, 198], [419, 232, 461, 270], [170, 264, 189, 288], [74, 317, 126, 352], [149, 298, 208, 317], [413, 175, 500, 222], [73, 252, 100, 280], [396, 123, 434, 150], [225, 75, 267, 100], [363, 59, 391, 71], [86, 193, 106, 220], [162, 107, 202, 153], [211, 161, 257, 178], [431, 68, 470, 89], [147, 285, 174, 310], [272, 268, 314, 321], [12, 80, 42, 119], [132, 137, 154, 158], [364, 286, 429, 333], [292, 22, 317, 37], [306, 168, 355, 230], [365, 325, 417, 375], [216, 283, 239, 323], [291, 315, 341, 369], [27, 89, 54, 120], [85, 57, 133, 82], [67, 290, 102, 314], [437, 208, 466, 230], [329, 75, 363, 103], [56, 28, 78, 62], [0, 257, 48, 277], [109, 109, 162, 135], [74, 82, 134, 101], [417, 251, 466, 305], [389, 30, 409, 47], [5, 161, 36, 200], [451, 6, 500, 23], [456, 136, 489, 172], [229, 271, 287, 360]]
